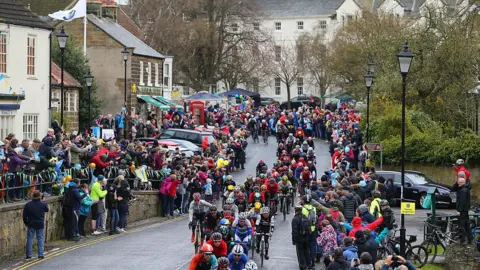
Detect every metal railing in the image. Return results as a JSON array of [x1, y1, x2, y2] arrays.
[[0, 166, 166, 204]]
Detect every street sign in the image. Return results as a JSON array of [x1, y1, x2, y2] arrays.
[[364, 143, 382, 151], [401, 202, 416, 215]]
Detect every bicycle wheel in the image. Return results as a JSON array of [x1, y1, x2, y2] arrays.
[[251, 236, 256, 259], [406, 245, 428, 268], [194, 229, 200, 254], [283, 198, 287, 221], [421, 238, 437, 264]]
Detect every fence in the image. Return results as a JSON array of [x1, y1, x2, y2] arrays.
[[0, 166, 166, 204]]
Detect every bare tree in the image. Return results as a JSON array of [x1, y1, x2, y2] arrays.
[[297, 30, 334, 107], [262, 41, 304, 109], [125, 0, 266, 92]]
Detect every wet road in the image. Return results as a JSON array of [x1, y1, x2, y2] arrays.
[[14, 138, 329, 270], [9, 138, 443, 270]]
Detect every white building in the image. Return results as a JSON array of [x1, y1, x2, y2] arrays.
[[0, 0, 52, 141]]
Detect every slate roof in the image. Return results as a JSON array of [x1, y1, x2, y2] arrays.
[[0, 0, 53, 30], [256, 0, 342, 17], [88, 14, 164, 59], [397, 0, 427, 11], [51, 60, 82, 88], [16, 0, 75, 16]]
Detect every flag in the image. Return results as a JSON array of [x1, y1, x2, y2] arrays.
[[0, 74, 3, 81], [48, 0, 86, 21]]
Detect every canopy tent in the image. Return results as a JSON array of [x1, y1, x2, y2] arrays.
[[184, 91, 224, 101], [219, 88, 261, 107]]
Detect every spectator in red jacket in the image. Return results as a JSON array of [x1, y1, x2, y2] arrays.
[[453, 159, 471, 180], [91, 154, 111, 176], [165, 174, 181, 218], [348, 216, 384, 238]]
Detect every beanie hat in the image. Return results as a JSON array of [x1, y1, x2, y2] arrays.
[[355, 229, 364, 240], [97, 175, 105, 180], [358, 204, 369, 214], [352, 216, 362, 227]]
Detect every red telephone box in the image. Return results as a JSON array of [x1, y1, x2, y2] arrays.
[[190, 100, 205, 125]]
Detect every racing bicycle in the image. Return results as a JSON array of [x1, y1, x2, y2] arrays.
[[256, 232, 272, 268], [262, 129, 269, 145], [190, 219, 202, 254]]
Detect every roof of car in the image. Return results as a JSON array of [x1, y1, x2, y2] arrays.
[[164, 128, 211, 135]]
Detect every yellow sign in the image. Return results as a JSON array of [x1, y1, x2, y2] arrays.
[[132, 83, 137, 93], [401, 202, 415, 215]]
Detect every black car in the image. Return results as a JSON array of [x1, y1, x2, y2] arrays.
[[260, 97, 280, 107], [279, 95, 321, 110], [158, 128, 214, 147], [375, 170, 455, 207]]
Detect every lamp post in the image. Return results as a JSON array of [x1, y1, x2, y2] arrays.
[[364, 58, 375, 143], [121, 47, 129, 139], [56, 26, 68, 127], [84, 72, 94, 133], [397, 42, 414, 256], [468, 82, 480, 135]]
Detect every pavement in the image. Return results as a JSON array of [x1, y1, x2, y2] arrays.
[[2, 137, 448, 270]]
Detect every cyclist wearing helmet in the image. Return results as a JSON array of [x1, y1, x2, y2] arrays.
[[244, 175, 254, 197], [279, 176, 293, 214], [217, 257, 229, 270], [276, 143, 285, 157], [248, 191, 265, 206], [245, 260, 258, 270], [223, 175, 236, 193], [379, 199, 395, 230], [256, 161, 267, 176], [234, 192, 248, 213], [255, 207, 275, 260], [266, 179, 280, 213], [369, 190, 382, 219], [206, 232, 228, 258], [301, 140, 309, 153], [223, 185, 235, 205], [227, 244, 249, 270], [259, 173, 268, 184], [231, 212, 253, 254], [227, 186, 242, 200], [188, 243, 218, 270], [215, 219, 235, 252], [306, 137, 314, 149], [189, 192, 213, 244], [205, 206, 223, 238], [286, 133, 296, 145], [247, 202, 262, 224], [222, 198, 239, 221]]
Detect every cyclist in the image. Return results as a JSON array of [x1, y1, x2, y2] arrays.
[[260, 119, 269, 138], [255, 206, 275, 260], [227, 244, 249, 270], [189, 193, 213, 244], [279, 176, 293, 215], [248, 117, 259, 143], [217, 257, 230, 270], [244, 175, 254, 198], [300, 141, 309, 153], [223, 198, 239, 220], [223, 185, 234, 205], [248, 202, 262, 225], [205, 206, 223, 238], [259, 174, 268, 184], [248, 192, 264, 207], [231, 212, 253, 254], [286, 171, 299, 195], [266, 179, 280, 214], [285, 133, 296, 145], [301, 166, 312, 189], [228, 186, 242, 200], [223, 175, 236, 190], [295, 127, 305, 143], [188, 243, 218, 270], [306, 147, 316, 163], [216, 219, 235, 253], [234, 192, 248, 213], [256, 161, 266, 176], [306, 137, 315, 150], [206, 232, 228, 258], [276, 143, 286, 157]]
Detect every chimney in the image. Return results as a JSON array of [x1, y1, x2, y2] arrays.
[[87, 0, 103, 17]]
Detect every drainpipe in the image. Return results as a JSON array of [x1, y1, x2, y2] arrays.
[[49, 31, 52, 128]]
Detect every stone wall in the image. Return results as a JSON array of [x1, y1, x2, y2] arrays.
[[0, 191, 161, 262]]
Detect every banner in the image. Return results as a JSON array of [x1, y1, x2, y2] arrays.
[[134, 167, 148, 183], [48, 0, 86, 21], [102, 129, 115, 140]]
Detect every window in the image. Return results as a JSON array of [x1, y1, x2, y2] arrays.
[[0, 33, 7, 74], [164, 63, 170, 76], [23, 114, 38, 141], [67, 92, 71, 112], [274, 77, 281, 95], [164, 77, 169, 86], [66, 92, 77, 112], [155, 63, 159, 86], [297, 77, 304, 95], [252, 77, 259, 93], [231, 23, 238, 32], [147, 62, 152, 86], [139, 61, 144, 85], [275, 22, 281, 30], [274, 45, 281, 62], [183, 87, 190, 96], [341, 15, 345, 26], [253, 22, 259, 30], [320, 20, 327, 29], [347, 15, 354, 21], [27, 36, 35, 76], [297, 21, 304, 30]]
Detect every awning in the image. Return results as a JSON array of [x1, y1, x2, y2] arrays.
[[155, 96, 182, 109], [137, 95, 171, 111]]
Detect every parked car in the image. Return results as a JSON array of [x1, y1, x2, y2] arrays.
[[279, 95, 322, 110], [260, 97, 280, 107], [375, 170, 455, 207], [136, 138, 194, 157], [158, 139, 202, 154], [158, 128, 214, 147]]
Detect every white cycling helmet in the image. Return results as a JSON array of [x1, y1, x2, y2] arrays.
[[261, 206, 270, 214], [245, 260, 258, 270], [226, 198, 234, 204], [232, 244, 244, 255], [456, 159, 465, 165], [233, 186, 241, 192]]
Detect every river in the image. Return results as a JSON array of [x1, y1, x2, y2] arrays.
[[383, 163, 480, 196]]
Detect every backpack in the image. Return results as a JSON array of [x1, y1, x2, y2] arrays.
[[304, 206, 318, 226], [164, 180, 173, 194], [299, 215, 311, 236]]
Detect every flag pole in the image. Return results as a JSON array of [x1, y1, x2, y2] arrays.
[[83, 16, 87, 56]]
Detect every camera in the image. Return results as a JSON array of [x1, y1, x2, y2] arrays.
[[391, 256, 402, 268]]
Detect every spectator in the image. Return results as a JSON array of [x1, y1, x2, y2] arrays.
[[7, 147, 30, 201], [350, 252, 374, 270], [90, 176, 107, 235], [78, 183, 93, 237], [70, 136, 91, 166], [106, 177, 120, 235], [326, 247, 349, 270], [63, 178, 87, 241], [452, 177, 473, 244], [342, 237, 358, 261], [117, 176, 132, 232], [291, 205, 312, 270], [354, 230, 378, 265], [23, 191, 48, 260]]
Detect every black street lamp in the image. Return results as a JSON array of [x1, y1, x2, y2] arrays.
[[57, 26, 68, 127], [84, 72, 94, 133], [364, 58, 375, 143], [468, 82, 480, 135], [121, 47, 129, 139], [397, 41, 414, 256]]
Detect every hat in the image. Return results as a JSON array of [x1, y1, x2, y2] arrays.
[[33, 138, 41, 143], [359, 180, 367, 188], [352, 217, 362, 227], [97, 175, 105, 180], [6, 133, 15, 138], [294, 205, 303, 211], [355, 230, 364, 239]]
